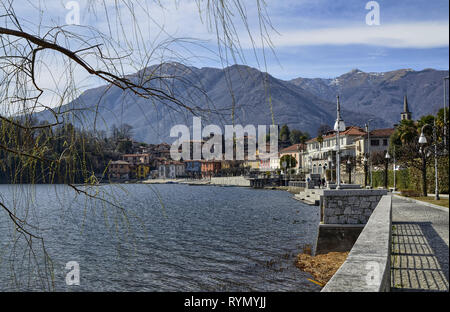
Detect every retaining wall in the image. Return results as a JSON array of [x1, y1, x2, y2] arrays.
[[210, 176, 250, 187], [322, 189, 387, 224], [321, 195, 392, 292]]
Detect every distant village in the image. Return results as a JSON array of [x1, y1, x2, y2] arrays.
[[108, 126, 394, 181], [108, 97, 413, 183]]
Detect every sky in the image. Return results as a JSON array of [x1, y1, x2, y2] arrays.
[[257, 0, 449, 78], [1, 0, 449, 110]]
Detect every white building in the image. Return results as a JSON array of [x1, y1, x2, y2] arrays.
[[259, 152, 279, 172], [303, 126, 366, 176], [270, 155, 280, 171], [158, 161, 185, 178], [354, 128, 395, 159]]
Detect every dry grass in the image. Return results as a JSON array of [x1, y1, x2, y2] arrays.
[[296, 252, 349, 286], [411, 197, 449, 208]]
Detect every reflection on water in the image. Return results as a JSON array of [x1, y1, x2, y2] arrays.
[[0, 184, 320, 291]]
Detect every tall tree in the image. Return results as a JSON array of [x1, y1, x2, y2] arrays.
[[280, 154, 297, 173], [289, 129, 310, 145], [390, 116, 445, 196], [280, 124, 290, 142], [0, 0, 274, 290]]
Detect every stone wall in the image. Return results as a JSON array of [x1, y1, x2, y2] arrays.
[[287, 186, 304, 194], [210, 176, 251, 187], [322, 189, 387, 224], [321, 195, 392, 292]]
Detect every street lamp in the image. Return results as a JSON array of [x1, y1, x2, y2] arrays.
[[384, 151, 391, 190], [393, 145, 397, 192], [418, 121, 440, 200], [334, 95, 346, 189], [346, 157, 352, 184], [365, 119, 374, 188], [331, 162, 335, 183], [327, 154, 333, 183], [363, 155, 368, 187]]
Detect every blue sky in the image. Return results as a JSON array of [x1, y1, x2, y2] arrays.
[[217, 0, 449, 79], [7, 0, 450, 84], [252, 0, 449, 78]]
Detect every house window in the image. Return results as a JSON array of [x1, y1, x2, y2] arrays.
[[383, 139, 388, 146], [371, 139, 380, 146]]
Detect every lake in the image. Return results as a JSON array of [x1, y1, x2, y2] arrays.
[[0, 184, 321, 291]]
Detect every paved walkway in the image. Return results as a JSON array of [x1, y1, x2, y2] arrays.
[[391, 196, 449, 292]]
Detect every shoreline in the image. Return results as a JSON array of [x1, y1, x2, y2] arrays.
[[296, 251, 349, 287]]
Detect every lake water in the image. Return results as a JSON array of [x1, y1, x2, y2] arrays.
[[0, 184, 321, 291]]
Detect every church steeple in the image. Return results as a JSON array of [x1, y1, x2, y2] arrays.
[[401, 95, 412, 121]]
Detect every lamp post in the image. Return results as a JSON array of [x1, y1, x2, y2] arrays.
[[365, 119, 374, 188], [419, 120, 439, 200], [334, 95, 346, 189], [393, 145, 397, 192], [363, 155, 368, 187], [347, 157, 353, 184], [331, 162, 335, 183], [327, 154, 333, 183], [384, 151, 391, 190]]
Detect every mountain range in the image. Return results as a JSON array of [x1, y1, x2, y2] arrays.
[[38, 63, 449, 143], [290, 68, 448, 123]]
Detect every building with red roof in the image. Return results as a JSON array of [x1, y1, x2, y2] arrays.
[[303, 126, 394, 178]]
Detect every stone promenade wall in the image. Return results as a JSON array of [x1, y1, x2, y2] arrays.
[[321, 195, 392, 292], [210, 176, 250, 187], [322, 189, 387, 224]]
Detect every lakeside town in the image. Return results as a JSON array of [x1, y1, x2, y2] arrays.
[[108, 123, 393, 185], [107, 95, 439, 196], [102, 91, 449, 292], [0, 0, 448, 299]]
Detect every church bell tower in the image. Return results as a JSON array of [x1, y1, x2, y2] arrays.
[[400, 95, 412, 121]]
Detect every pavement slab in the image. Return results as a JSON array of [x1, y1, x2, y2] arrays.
[[391, 196, 449, 292]]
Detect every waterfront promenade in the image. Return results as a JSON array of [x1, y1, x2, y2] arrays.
[[391, 196, 449, 292]]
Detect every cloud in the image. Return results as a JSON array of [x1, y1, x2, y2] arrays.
[[263, 22, 449, 49]]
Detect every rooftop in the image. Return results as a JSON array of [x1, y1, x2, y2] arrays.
[[280, 143, 306, 153], [369, 128, 395, 137], [306, 126, 366, 143]]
